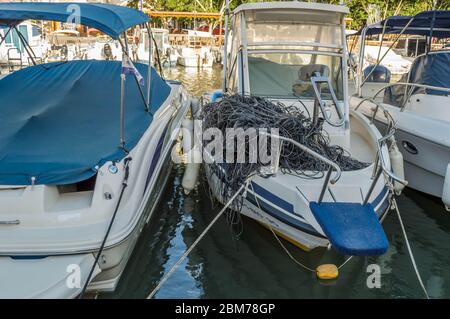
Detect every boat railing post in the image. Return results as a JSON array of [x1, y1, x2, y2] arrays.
[[146, 22, 153, 109], [222, 0, 230, 93], [119, 32, 127, 150], [120, 72, 126, 149], [361, 17, 415, 87], [363, 166, 383, 205], [318, 166, 333, 204], [13, 26, 37, 66]]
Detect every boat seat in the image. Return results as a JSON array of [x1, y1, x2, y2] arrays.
[[292, 64, 330, 97], [363, 64, 391, 83], [309, 202, 388, 256], [384, 51, 450, 107]]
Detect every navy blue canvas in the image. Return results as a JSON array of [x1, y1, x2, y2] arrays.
[[0, 2, 148, 39], [0, 60, 171, 185], [355, 10, 450, 38]]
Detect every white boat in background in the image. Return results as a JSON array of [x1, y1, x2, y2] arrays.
[[0, 3, 191, 298], [176, 29, 215, 68], [203, 1, 406, 255], [86, 35, 122, 61], [0, 21, 45, 69], [364, 45, 412, 75], [136, 28, 178, 67], [44, 29, 87, 62], [177, 46, 214, 68], [350, 10, 450, 210]]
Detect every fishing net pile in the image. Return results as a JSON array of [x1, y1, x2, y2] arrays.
[[200, 94, 369, 209]]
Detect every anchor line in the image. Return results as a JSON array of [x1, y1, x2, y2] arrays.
[[78, 157, 133, 298], [383, 169, 428, 298], [392, 198, 430, 299], [248, 182, 353, 273], [146, 178, 252, 299]]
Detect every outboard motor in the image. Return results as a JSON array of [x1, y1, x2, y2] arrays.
[[363, 65, 391, 83], [60, 44, 68, 61], [103, 43, 113, 60]]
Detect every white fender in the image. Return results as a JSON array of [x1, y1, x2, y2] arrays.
[[389, 140, 405, 195], [181, 118, 194, 155], [442, 164, 450, 211], [191, 97, 200, 117], [182, 149, 201, 195]]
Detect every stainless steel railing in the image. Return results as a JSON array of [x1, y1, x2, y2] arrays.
[[353, 97, 408, 204], [371, 82, 450, 111], [259, 131, 341, 204]]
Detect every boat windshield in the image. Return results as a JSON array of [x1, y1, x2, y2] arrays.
[[248, 52, 343, 99], [242, 15, 345, 99]]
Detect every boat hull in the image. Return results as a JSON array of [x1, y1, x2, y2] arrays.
[[204, 164, 391, 252], [177, 56, 214, 68], [374, 120, 448, 198]]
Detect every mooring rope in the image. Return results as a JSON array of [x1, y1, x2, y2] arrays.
[[146, 179, 251, 299], [392, 197, 430, 299], [79, 157, 132, 298], [248, 182, 353, 274]]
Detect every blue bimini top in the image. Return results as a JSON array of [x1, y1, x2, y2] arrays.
[[356, 10, 450, 38], [0, 2, 149, 39], [0, 60, 171, 185]]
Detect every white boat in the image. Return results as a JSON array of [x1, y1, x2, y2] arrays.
[[203, 2, 406, 255], [176, 30, 215, 68], [350, 10, 450, 209], [0, 3, 191, 298], [0, 21, 45, 69], [363, 45, 412, 75], [136, 28, 178, 67], [177, 46, 214, 68], [44, 29, 88, 62], [86, 35, 123, 61]]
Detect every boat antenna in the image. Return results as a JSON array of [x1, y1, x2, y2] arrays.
[[222, 0, 230, 93]]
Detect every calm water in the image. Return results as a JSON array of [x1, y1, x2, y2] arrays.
[[103, 66, 450, 299]]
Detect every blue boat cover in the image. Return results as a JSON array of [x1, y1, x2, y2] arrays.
[[0, 2, 148, 39], [355, 10, 450, 38], [384, 51, 450, 106], [0, 60, 171, 185], [309, 202, 389, 256]]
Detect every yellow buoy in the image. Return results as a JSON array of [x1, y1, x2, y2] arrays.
[[316, 264, 339, 280]]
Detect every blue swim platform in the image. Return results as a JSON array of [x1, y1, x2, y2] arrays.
[[0, 60, 171, 186], [309, 202, 389, 256]]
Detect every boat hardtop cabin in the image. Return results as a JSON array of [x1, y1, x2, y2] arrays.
[[227, 1, 349, 99], [0, 2, 191, 298], [225, 1, 350, 137]]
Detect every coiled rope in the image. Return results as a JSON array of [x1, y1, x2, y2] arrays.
[[201, 94, 369, 210]]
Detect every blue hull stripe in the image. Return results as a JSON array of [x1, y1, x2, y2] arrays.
[[247, 182, 389, 239], [245, 192, 326, 238], [250, 181, 295, 214], [144, 127, 167, 192]]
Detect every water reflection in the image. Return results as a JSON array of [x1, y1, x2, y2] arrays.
[[103, 66, 450, 299]]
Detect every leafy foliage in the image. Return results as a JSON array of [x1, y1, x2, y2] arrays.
[[128, 0, 450, 29]]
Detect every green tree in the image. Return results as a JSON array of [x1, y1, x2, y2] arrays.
[[128, 0, 450, 29]]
